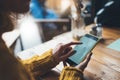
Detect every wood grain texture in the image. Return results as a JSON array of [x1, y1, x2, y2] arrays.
[[85, 27, 120, 80]]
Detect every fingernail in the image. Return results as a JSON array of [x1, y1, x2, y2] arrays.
[[73, 50, 76, 53], [80, 42, 83, 44], [78, 42, 82, 44]]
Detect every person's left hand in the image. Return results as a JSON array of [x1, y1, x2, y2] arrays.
[[52, 42, 82, 63], [76, 52, 93, 71]]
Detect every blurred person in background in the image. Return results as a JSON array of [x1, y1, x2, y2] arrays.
[[0, 0, 92, 80], [30, 0, 58, 19], [30, 0, 59, 41]]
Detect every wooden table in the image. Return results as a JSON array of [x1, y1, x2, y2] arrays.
[[17, 26, 120, 80], [83, 26, 120, 80]]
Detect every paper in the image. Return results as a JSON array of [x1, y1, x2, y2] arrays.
[[107, 39, 120, 52]]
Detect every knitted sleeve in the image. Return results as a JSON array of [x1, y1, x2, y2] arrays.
[[21, 49, 59, 78], [59, 66, 83, 80]]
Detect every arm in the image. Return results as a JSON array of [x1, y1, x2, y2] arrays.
[[22, 49, 59, 78], [21, 42, 81, 78], [60, 67, 83, 80]]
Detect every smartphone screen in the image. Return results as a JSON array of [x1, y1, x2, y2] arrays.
[[67, 34, 99, 66]]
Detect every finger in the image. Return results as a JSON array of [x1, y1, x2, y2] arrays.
[[53, 43, 64, 53], [55, 43, 65, 51], [63, 61, 67, 67], [56, 43, 64, 49], [77, 52, 93, 71], [63, 42, 82, 48], [63, 47, 72, 54], [55, 42, 82, 53], [83, 52, 93, 64], [56, 42, 81, 53], [80, 52, 93, 64], [60, 47, 72, 57], [60, 49, 76, 61]]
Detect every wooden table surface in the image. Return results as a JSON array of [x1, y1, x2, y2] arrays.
[[84, 27, 120, 80], [18, 26, 120, 80]]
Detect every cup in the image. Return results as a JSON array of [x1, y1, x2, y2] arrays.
[[71, 16, 85, 41]]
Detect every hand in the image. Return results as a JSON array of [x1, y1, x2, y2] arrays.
[[76, 52, 93, 72], [52, 42, 82, 63]]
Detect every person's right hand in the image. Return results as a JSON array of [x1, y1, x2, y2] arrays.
[[52, 42, 82, 63]]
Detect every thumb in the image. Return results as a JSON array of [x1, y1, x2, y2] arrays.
[[76, 52, 93, 71]]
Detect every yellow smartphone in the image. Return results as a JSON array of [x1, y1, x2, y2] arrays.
[[66, 34, 100, 66]]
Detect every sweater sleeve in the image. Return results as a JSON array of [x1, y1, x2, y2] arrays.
[[59, 66, 83, 80], [21, 49, 59, 78]]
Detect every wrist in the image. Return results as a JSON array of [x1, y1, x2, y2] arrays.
[[52, 54, 60, 64]]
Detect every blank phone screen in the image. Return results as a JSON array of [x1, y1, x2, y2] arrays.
[[69, 34, 99, 65]]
